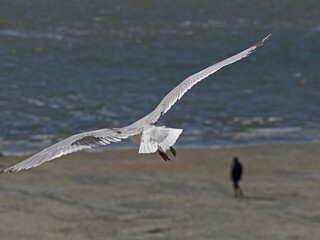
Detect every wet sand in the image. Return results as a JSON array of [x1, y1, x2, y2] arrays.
[[0, 142, 319, 240]]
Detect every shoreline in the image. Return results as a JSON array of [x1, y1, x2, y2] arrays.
[[1, 139, 319, 158]]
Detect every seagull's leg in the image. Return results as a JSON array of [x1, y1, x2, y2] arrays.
[[170, 147, 177, 157], [157, 150, 170, 161]]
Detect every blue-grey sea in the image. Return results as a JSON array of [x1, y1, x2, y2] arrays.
[[0, 0, 319, 155]]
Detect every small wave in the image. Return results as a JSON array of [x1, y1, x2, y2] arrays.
[[233, 127, 302, 139], [228, 116, 283, 126], [24, 97, 47, 107], [0, 29, 64, 41]]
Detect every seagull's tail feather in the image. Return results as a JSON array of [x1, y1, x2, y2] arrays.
[[138, 126, 183, 154]]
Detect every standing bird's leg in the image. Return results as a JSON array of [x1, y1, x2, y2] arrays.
[[170, 147, 177, 157], [157, 150, 171, 161]]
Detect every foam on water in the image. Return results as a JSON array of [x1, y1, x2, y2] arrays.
[[0, 29, 64, 41]]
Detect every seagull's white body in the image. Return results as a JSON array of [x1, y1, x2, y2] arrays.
[[1, 34, 270, 173]]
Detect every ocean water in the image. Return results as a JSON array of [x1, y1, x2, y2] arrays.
[[0, 0, 319, 155]]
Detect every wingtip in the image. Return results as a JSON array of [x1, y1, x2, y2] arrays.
[[262, 33, 272, 43], [0, 168, 16, 174], [255, 33, 272, 48]]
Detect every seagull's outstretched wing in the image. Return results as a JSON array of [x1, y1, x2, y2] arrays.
[[1, 34, 271, 174], [1, 128, 130, 173], [143, 34, 271, 124]]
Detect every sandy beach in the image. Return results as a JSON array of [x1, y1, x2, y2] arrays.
[[0, 142, 319, 240]]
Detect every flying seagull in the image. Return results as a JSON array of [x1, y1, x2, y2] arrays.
[[1, 34, 271, 174]]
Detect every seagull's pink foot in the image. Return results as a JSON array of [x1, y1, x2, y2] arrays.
[[158, 150, 170, 161], [170, 147, 177, 157]]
